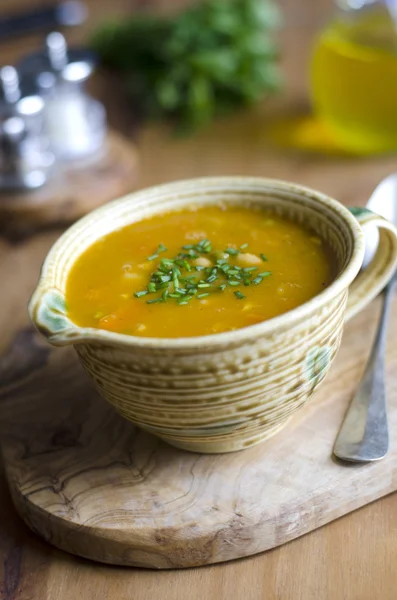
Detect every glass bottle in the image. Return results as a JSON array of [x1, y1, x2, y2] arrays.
[[311, 0, 397, 154]]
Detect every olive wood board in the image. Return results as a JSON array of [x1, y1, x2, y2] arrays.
[[0, 129, 139, 238], [0, 302, 396, 570]]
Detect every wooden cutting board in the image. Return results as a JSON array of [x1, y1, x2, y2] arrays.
[[0, 300, 396, 570]]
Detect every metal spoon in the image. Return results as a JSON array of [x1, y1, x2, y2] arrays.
[[334, 175, 397, 462]]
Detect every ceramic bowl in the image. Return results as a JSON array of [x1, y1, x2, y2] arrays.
[[29, 177, 397, 453]]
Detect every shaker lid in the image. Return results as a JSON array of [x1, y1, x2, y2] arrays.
[[16, 94, 45, 117], [61, 60, 93, 83], [0, 66, 21, 104]]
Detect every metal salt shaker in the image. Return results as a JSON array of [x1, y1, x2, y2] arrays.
[[40, 32, 107, 161], [0, 66, 53, 190]]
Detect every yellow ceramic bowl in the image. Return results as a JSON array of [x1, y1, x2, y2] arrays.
[[29, 178, 397, 453]]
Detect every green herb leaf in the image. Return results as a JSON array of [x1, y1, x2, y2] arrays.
[[234, 291, 245, 299], [91, 0, 281, 133]]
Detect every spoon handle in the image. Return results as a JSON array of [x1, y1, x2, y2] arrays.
[[333, 279, 395, 462]]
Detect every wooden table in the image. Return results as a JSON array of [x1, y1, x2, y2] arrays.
[[1, 1, 397, 598]]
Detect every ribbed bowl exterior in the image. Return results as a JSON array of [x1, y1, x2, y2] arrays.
[[29, 177, 370, 453], [74, 290, 347, 452]]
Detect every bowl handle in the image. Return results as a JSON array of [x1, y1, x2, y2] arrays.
[[346, 207, 397, 322], [28, 287, 82, 346]]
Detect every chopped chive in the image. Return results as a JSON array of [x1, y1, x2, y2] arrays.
[[139, 238, 271, 308], [172, 271, 179, 288], [158, 265, 170, 274]]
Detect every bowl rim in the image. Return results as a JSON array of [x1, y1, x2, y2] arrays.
[[29, 176, 364, 349]]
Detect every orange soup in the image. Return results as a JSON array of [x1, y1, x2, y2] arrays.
[[66, 205, 335, 338]]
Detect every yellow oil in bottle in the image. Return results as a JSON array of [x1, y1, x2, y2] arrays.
[[311, 7, 397, 154]]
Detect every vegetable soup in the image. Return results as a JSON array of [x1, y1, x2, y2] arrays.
[[66, 204, 335, 338]]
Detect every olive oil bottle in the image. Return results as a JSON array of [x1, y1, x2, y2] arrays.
[[311, 0, 397, 154]]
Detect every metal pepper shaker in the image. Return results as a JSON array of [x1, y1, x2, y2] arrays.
[[0, 66, 54, 190]]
